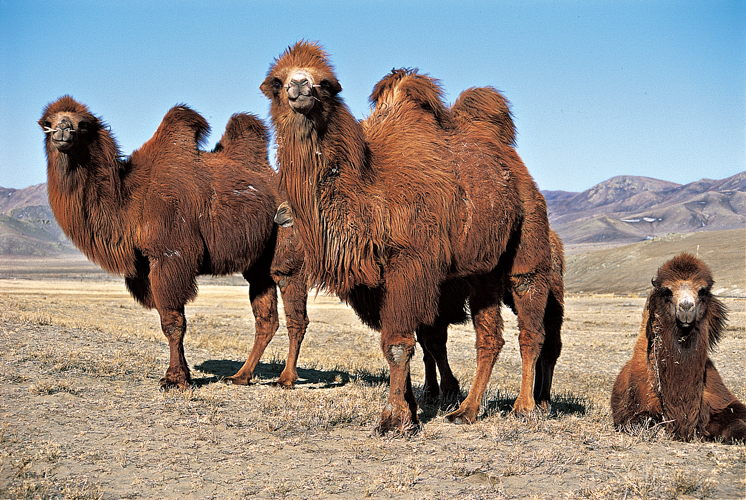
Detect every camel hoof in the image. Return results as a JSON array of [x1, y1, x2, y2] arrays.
[[159, 376, 191, 392], [224, 375, 251, 386], [375, 410, 420, 436], [512, 398, 536, 416], [445, 408, 476, 425]]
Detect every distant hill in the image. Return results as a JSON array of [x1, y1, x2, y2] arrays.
[[545, 172, 745, 245], [0, 184, 76, 256], [564, 229, 745, 297], [0, 172, 744, 257], [0, 183, 48, 213]]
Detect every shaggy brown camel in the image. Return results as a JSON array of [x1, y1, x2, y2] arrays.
[[418, 228, 564, 406], [377, 77, 564, 406], [262, 42, 555, 433], [39, 96, 308, 390], [611, 253, 746, 443]]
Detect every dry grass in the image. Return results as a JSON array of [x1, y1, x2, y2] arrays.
[[0, 270, 744, 499]]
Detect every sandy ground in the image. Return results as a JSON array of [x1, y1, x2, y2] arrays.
[[0, 275, 744, 499]]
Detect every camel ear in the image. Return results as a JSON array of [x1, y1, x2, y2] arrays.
[[261, 76, 283, 99], [319, 78, 342, 97]]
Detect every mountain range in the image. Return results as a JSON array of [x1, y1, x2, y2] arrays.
[[1, 172, 744, 256]]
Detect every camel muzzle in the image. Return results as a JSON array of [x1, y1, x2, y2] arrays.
[[46, 121, 76, 151], [286, 77, 317, 114], [676, 299, 697, 327]]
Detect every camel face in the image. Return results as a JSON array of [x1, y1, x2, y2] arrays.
[[657, 277, 709, 329], [284, 71, 317, 114], [260, 41, 342, 119], [39, 110, 93, 153]]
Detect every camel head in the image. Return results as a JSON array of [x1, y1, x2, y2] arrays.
[[651, 253, 715, 331], [261, 41, 342, 120], [39, 96, 100, 152]]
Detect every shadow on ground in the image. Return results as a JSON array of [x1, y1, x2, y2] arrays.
[[194, 359, 389, 389], [415, 388, 587, 424]]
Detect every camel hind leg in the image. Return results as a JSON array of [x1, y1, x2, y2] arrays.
[[510, 271, 550, 415], [417, 320, 460, 401], [445, 276, 505, 424], [534, 285, 563, 409], [225, 269, 279, 385], [703, 360, 746, 443]]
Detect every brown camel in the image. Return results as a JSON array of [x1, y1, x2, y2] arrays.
[[39, 96, 308, 390], [262, 42, 555, 433], [375, 77, 564, 406], [418, 228, 564, 406], [611, 253, 746, 443], [279, 197, 564, 407]]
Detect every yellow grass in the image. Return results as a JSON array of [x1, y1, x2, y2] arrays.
[[0, 274, 744, 499]]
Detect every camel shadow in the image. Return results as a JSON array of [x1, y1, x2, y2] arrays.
[[415, 389, 587, 424], [193, 359, 389, 389], [479, 390, 587, 418]]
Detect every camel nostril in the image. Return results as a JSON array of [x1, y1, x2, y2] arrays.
[[679, 301, 694, 312]]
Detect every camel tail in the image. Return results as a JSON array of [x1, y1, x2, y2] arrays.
[[451, 87, 516, 147], [213, 113, 270, 168]]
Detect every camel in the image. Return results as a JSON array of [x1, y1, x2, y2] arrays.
[[418, 229, 564, 406], [611, 253, 746, 443], [39, 96, 309, 390], [276, 199, 564, 405], [262, 42, 556, 433]]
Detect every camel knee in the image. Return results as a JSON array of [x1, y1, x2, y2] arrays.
[[381, 337, 415, 366]]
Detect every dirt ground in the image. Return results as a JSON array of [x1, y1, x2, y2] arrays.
[[0, 267, 744, 499]]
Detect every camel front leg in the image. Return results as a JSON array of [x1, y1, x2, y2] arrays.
[[273, 274, 309, 388], [225, 272, 279, 386], [158, 306, 191, 390], [445, 296, 504, 424], [376, 330, 419, 435]]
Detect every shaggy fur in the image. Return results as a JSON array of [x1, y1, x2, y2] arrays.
[[419, 229, 565, 406], [40, 96, 308, 390], [262, 42, 556, 433], [611, 253, 746, 443]]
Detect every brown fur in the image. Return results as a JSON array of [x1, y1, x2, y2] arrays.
[[262, 43, 556, 433], [39, 96, 309, 390], [611, 253, 746, 443], [418, 229, 565, 406]]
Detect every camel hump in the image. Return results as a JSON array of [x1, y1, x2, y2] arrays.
[[451, 87, 516, 147], [157, 105, 211, 150], [212, 113, 270, 165], [370, 68, 452, 128]]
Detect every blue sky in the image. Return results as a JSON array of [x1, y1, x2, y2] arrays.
[[1, 1, 743, 192]]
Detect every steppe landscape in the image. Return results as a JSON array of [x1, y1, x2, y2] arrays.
[[0, 177, 744, 499]]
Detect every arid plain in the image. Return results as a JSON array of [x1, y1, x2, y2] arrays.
[[0, 229, 744, 499]]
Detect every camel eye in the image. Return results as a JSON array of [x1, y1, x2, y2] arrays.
[[41, 120, 51, 129], [660, 287, 673, 299], [698, 287, 708, 297], [272, 79, 282, 90]]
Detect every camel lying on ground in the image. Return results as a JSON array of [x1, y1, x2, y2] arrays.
[[40, 96, 308, 390], [611, 253, 746, 443]]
